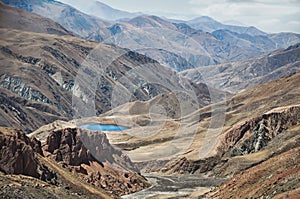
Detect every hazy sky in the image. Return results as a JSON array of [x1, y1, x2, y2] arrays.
[[58, 0, 300, 33]]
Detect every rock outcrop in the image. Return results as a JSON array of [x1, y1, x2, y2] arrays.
[[43, 128, 92, 166], [160, 105, 300, 176], [219, 105, 300, 156], [0, 74, 52, 104], [0, 127, 56, 183], [42, 128, 150, 197], [0, 126, 150, 197]]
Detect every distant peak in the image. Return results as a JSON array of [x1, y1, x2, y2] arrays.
[[200, 16, 213, 19], [94, 0, 113, 8], [130, 15, 165, 22], [189, 16, 220, 24], [193, 16, 216, 21]]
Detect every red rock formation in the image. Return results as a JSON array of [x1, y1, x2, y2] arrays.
[[42, 128, 150, 197], [43, 128, 93, 166], [0, 127, 56, 183]]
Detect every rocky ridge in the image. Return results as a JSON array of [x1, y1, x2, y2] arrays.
[[219, 105, 300, 156], [0, 127, 150, 198], [181, 43, 300, 93], [42, 128, 149, 196], [161, 105, 300, 174]]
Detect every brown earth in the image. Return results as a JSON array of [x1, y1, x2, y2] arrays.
[[154, 74, 300, 198], [204, 147, 300, 199]]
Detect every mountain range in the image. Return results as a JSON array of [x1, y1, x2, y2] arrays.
[[2, 0, 300, 71], [186, 16, 267, 36], [181, 43, 300, 93], [0, 0, 300, 198], [1, 2, 221, 132]]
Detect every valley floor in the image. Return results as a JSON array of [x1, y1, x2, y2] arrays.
[[122, 174, 225, 199]]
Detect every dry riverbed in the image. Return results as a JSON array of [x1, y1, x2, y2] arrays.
[[122, 174, 225, 199]]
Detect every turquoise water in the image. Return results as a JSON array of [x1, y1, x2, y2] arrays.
[[80, 124, 128, 131]]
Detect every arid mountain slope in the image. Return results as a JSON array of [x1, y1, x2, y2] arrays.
[[1, 0, 112, 41], [0, 2, 72, 36], [90, 72, 300, 170], [205, 146, 300, 199], [0, 27, 215, 132], [0, 3, 222, 132], [163, 104, 300, 173], [175, 70, 300, 159], [82, 73, 300, 165], [29, 71, 300, 199], [158, 73, 300, 198], [0, 29, 96, 132], [182, 43, 300, 93]]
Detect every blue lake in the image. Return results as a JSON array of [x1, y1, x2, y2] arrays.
[[80, 124, 128, 131]]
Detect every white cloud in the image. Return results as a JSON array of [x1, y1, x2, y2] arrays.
[[189, 0, 300, 33]]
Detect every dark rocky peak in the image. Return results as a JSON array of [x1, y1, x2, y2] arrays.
[[173, 22, 202, 35], [108, 23, 123, 35], [284, 43, 300, 51]]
